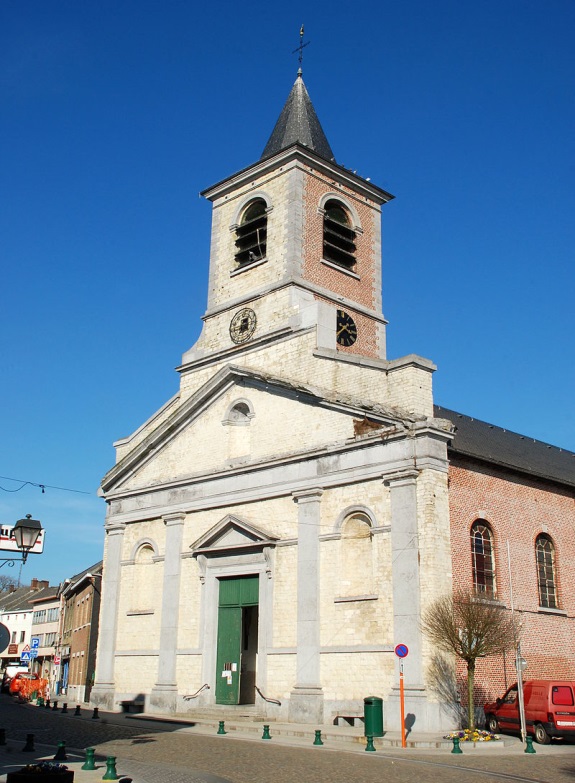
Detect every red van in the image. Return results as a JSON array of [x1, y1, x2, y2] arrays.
[[484, 680, 575, 744]]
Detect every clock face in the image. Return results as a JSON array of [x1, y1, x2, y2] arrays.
[[229, 308, 257, 344], [336, 309, 357, 347]]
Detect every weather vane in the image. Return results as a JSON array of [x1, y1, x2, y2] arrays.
[[292, 25, 310, 72]]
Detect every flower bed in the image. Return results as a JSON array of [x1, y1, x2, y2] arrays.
[[6, 761, 74, 782], [443, 729, 501, 742]]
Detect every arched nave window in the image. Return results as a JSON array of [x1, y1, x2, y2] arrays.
[[536, 533, 558, 609], [470, 520, 496, 597]]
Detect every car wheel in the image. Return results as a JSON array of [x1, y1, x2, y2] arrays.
[[486, 714, 499, 733], [534, 723, 551, 745]]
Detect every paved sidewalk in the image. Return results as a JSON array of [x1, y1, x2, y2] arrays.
[[2, 698, 574, 783]]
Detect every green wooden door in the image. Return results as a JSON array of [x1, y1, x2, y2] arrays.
[[215, 576, 259, 705]]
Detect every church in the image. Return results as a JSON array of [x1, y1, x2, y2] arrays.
[[91, 69, 575, 732]]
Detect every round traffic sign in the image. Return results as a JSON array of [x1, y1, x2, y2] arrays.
[[395, 643, 409, 658]]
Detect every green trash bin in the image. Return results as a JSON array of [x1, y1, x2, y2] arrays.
[[364, 696, 384, 737]]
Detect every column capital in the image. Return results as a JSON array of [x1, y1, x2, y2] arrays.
[[383, 469, 419, 488], [292, 488, 324, 504], [162, 511, 186, 527], [105, 521, 127, 536]]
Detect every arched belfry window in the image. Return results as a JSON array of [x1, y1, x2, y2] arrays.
[[323, 199, 357, 269], [234, 198, 267, 266], [471, 520, 496, 597], [536, 534, 558, 609]]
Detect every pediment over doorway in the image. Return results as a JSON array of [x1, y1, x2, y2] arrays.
[[190, 515, 279, 557]]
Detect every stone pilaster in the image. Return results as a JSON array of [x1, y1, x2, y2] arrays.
[[149, 512, 185, 713], [90, 519, 125, 710], [385, 470, 428, 727], [289, 488, 324, 723]]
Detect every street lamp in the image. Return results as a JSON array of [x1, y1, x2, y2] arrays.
[[0, 514, 44, 568], [13, 515, 43, 563]]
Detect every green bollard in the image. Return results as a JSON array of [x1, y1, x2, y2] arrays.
[[525, 735, 536, 754], [365, 735, 376, 751], [36, 696, 44, 706], [102, 755, 119, 780], [52, 700, 59, 711], [74, 705, 82, 716], [22, 734, 35, 752], [0, 728, 6, 746], [82, 747, 97, 770], [313, 729, 323, 746], [262, 724, 272, 740], [217, 721, 227, 735], [54, 741, 67, 761], [61, 702, 68, 713], [451, 736, 463, 754], [92, 707, 100, 719]]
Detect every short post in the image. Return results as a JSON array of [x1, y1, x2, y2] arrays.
[[451, 736, 463, 754], [61, 702, 68, 713], [74, 704, 82, 716], [313, 729, 324, 746], [82, 747, 97, 770], [54, 741, 68, 761], [217, 721, 227, 735], [525, 735, 536, 754], [0, 728, 6, 746], [22, 733, 35, 752], [262, 724, 272, 740], [52, 700, 59, 711], [92, 706, 100, 719], [44, 699, 51, 709], [365, 735, 376, 752], [102, 755, 119, 780], [36, 696, 44, 706]]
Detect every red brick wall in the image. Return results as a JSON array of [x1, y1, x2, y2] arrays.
[[448, 455, 575, 707], [302, 169, 382, 359]]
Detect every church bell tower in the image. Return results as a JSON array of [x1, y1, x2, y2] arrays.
[[179, 68, 396, 397]]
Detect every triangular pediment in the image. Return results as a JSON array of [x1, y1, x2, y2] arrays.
[[191, 515, 278, 556], [100, 363, 409, 495]]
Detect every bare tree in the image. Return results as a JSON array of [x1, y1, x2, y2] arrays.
[[421, 591, 517, 730], [0, 575, 16, 592]]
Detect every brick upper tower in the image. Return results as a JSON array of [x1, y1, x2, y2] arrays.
[[180, 71, 395, 374]]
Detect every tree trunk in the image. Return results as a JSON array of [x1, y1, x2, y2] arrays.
[[467, 659, 476, 731]]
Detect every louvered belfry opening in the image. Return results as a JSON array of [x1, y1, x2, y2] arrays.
[[235, 199, 267, 266], [323, 199, 356, 269]]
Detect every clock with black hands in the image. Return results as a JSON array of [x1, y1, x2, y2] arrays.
[[336, 309, 357, 347]]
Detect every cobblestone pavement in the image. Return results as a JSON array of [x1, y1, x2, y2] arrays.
[[1, 697, 575, 783]]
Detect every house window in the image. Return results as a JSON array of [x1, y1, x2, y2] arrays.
[[323, 199, 356, 269], [536, 534, 558, 609], [471, 520, 496, 596], [234, 199, 267, 267], [19, 631, 25, 643]]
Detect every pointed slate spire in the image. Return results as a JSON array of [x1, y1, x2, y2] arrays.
[[261, 70, 335, 162]]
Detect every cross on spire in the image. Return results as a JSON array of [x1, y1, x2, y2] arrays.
[[292, 25, 310, 73]]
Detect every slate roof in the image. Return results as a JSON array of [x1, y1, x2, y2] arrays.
[[0, 584, 54, 613], [435, 405, 575, 489], [261, 71, 335, 162]]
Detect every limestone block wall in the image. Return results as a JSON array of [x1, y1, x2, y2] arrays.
[[114, 656, 158, 694]]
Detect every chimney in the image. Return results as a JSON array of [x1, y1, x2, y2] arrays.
[[8, 585, 16, 593], [30, 578, 38, 590], [38, 580, 49, 589]]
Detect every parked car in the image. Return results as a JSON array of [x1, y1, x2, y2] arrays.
[[484, 680, 575, 744], [9, 672, 41, 696]]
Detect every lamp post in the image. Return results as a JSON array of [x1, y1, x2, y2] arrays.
[[0, 514, 44, 569]]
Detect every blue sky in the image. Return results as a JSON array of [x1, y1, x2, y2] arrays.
[[2, 1, 574, 586]]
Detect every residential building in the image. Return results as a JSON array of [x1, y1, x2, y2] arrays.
[[57, 563, 102, 703]]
